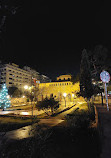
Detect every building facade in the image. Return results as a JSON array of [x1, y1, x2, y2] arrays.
[[38, 75, 80, 103], [57, 74, 72, 81], [39, 74, 51, 83], [0, 63, 32, 90], [23, 66, 51, 84], [23, 66, 40, 86], [0, 63, 51, 90]]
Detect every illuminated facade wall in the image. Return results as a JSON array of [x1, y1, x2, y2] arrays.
[[57, 74, 72, 81], [0, 63, 31, 90], [38, 81, 80, 102]]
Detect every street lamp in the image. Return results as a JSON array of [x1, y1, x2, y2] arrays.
[[63, 93, 67, 107], [72, 94, 74, 104], [24, 85, 34, 117], [24, 85, 28, 90]]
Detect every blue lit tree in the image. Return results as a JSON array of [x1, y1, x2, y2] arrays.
[[0, 83, 11, 109]]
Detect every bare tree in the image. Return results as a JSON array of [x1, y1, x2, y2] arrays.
[[0, 1, 21, 48]]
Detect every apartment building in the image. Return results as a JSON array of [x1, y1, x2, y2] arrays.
[[0, 63, 31, 90], [39, 75, 51, 83], [23, 66, 40, 86], [0, 62, 51, 90]]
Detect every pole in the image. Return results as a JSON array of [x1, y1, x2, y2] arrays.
[[65, 98, 66, 107], [104, 82, 109, 111]]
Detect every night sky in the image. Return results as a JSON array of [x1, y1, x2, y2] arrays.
[[1, 0, 111, 80]]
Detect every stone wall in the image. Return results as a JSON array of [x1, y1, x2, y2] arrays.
[[38, 81, 80, 102]]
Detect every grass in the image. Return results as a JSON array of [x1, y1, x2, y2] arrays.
[[0, 116, 39, 132], [7, 104, 35, 110]]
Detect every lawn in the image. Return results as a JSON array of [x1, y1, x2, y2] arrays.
[[0, 116, 39, 132], [7, 104, 35, 110]]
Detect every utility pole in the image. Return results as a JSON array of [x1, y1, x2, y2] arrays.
[[100, 70, 110, 111]]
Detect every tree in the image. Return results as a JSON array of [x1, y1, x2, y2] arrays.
[[13, 88, 23, 98], [8, 86, 22, 97], [0, 1, 19, 47], [89, 45, 110, 80], [71, 73, 80, 84], [80, 49, 93, 106], [0, 83, 10, 109], [36, 96, 60, 115], [8, 86, 18, 97]]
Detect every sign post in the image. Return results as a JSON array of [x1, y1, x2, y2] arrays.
[[100, 70, 110, 111]]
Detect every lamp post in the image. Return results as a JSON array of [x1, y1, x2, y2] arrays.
[[72, 94, 74, 104], [63, 93, 67, 107], [24, 85, 29, 103], [24, 85, 34, 117]]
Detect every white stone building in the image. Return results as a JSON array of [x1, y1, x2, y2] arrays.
[[0, 63, 31, 90]]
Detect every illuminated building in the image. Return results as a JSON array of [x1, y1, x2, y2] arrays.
[[39, 74, 51, 83], [23, 66, 51, 85], [0, 63, 32, 90], [0, 62, 51, 90], [23, 66, 40, 86], [38, 75, 80, 103]]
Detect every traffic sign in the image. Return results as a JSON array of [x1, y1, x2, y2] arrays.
[[100, 71, 110, 83], [100, 70, 110, 111]]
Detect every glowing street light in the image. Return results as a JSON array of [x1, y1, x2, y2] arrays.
[[7, 95, 10, 99], [63, 93, 67, 97], [24, 85, 28, 90]]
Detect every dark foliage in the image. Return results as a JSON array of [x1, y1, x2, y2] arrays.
[[36, 97, 60, 115], [89, 45, 111, 80], [8, 86, 23, 97], [80, 49, 94, 100], [71, 73, 80, 84]]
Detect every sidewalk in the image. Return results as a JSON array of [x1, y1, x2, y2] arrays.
[[95, 103, 111, 158]]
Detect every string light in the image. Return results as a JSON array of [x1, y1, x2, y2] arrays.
[[0, 83, 11, 109]]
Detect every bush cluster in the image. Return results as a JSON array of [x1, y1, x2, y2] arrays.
[[65, 104, 95, 129]]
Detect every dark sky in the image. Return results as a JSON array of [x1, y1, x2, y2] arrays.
[[1, 0, 111, 80]]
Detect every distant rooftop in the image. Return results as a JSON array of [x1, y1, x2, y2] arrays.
[[57, 74, 72, 81]]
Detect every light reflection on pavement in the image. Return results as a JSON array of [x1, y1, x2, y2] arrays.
[[1, 119, 64, 141], [0, 109, 45, 116]]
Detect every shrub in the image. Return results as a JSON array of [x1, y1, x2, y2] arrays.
[[66, 104, 95, 129], [36, 97, 60, 115]]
